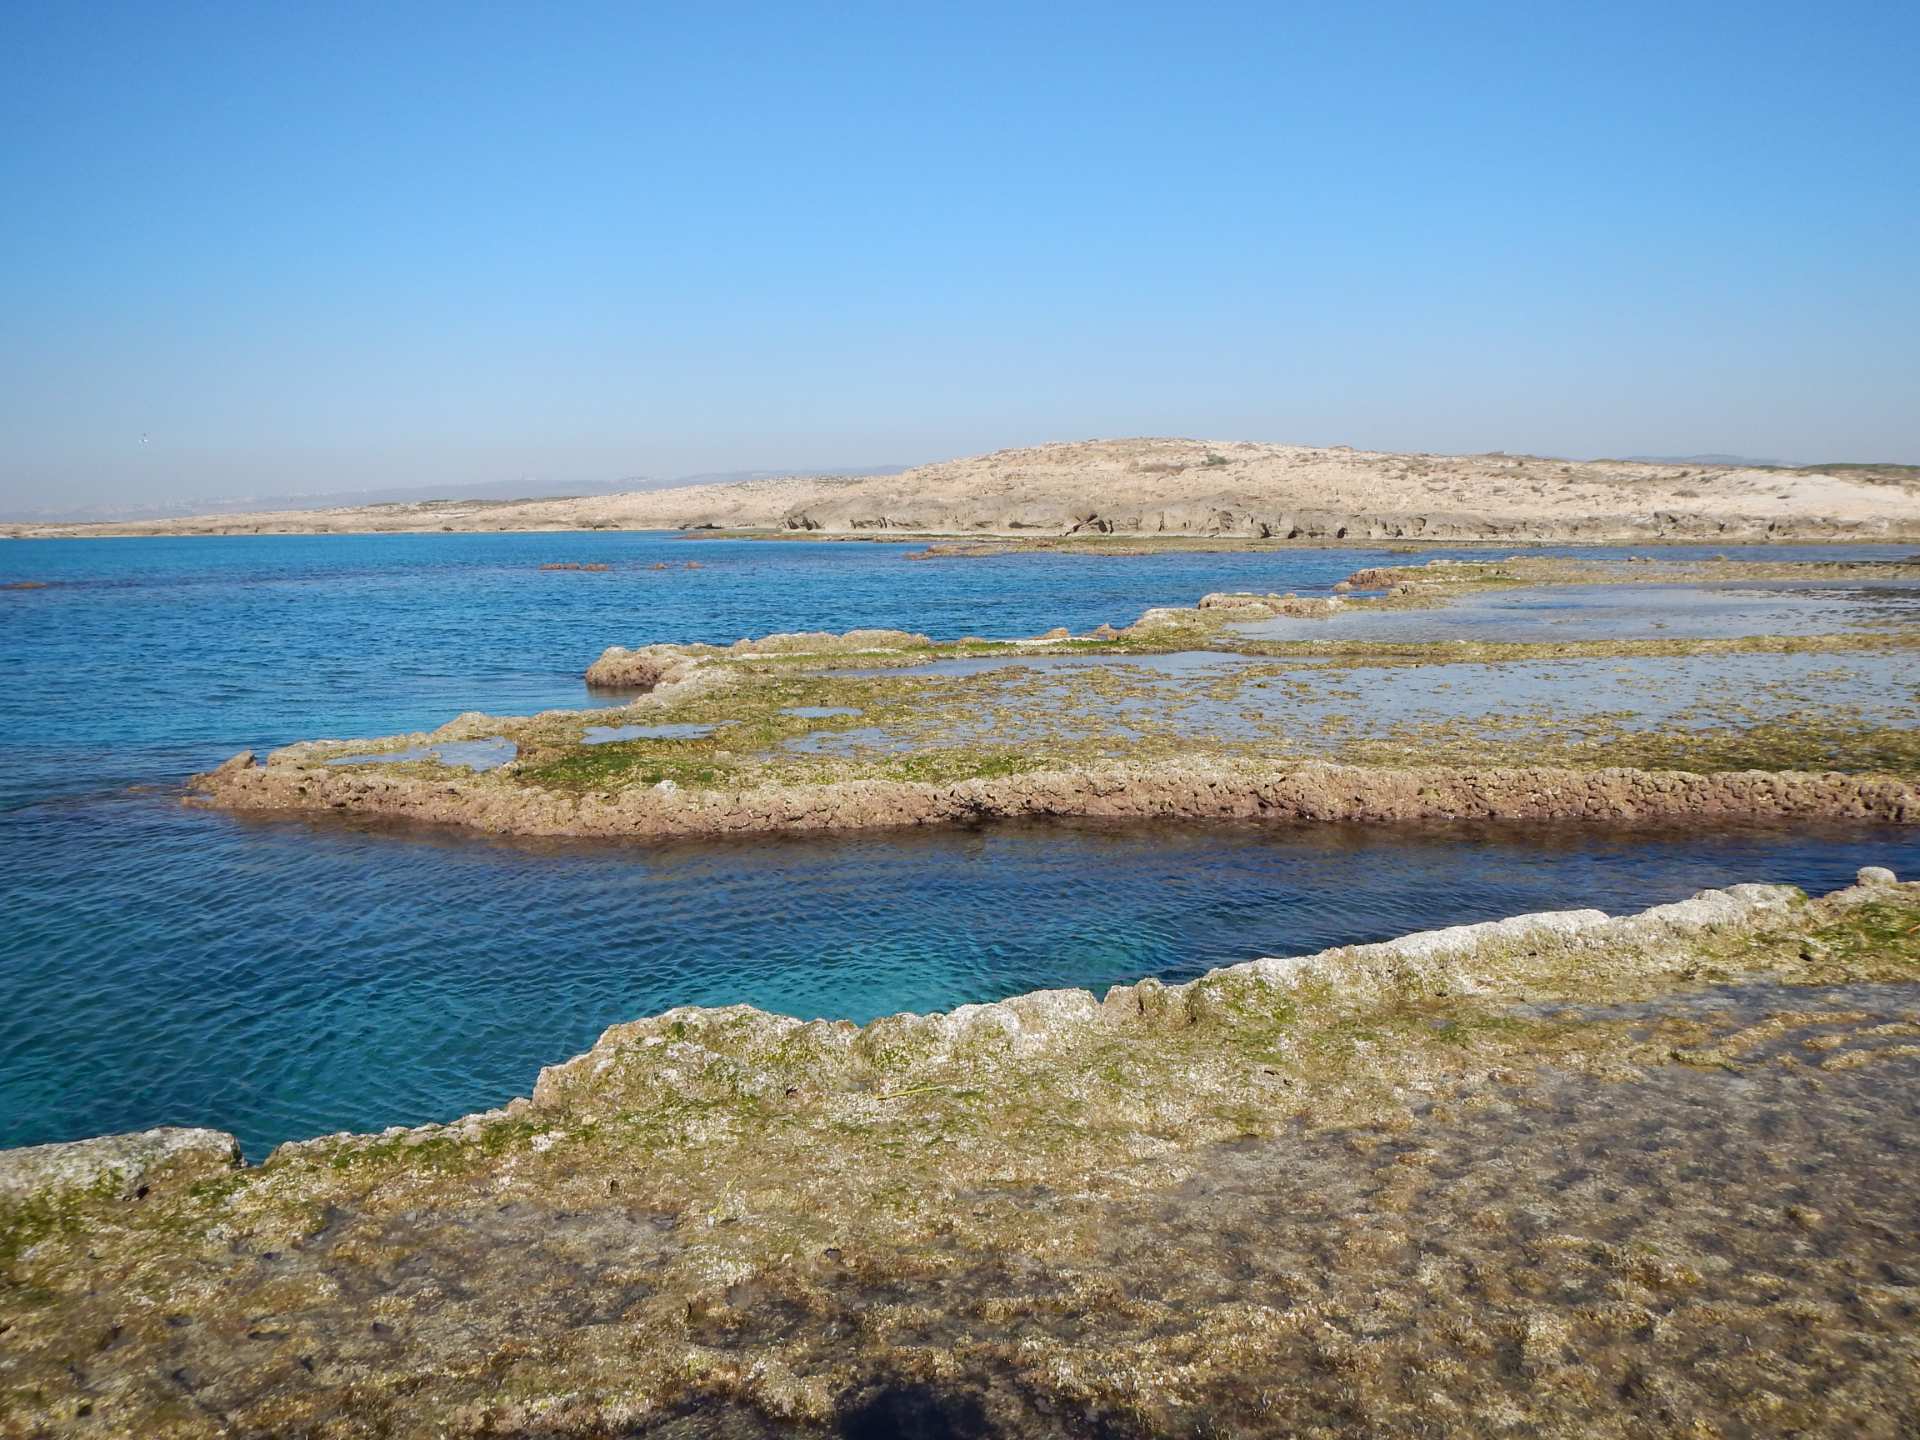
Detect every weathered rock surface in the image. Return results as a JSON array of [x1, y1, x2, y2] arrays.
[[1195, 590, 1345, 616], [5, 877, 1918, 1437], [583, 642, 703, 689], [586, 629, 933, 689], [190, 754, 1920, 841], [0, 1127, 239, 1201]]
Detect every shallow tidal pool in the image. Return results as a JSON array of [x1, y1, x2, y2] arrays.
[[3, 798, 1917, 1157]]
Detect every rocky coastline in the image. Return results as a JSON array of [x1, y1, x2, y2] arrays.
[[5, 871, 1918, 1435], [16, 549, 1920, 1432]]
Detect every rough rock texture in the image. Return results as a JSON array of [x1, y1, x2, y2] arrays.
[[0, 1128, 239, 1202], [586, 630, 933, 689], [190, 755, 1920, 841], [1195, 590, 1346, 617], [10, 438, 1920, 540], [583, 642, 704, 689], [5, 877, 1919, 1437]]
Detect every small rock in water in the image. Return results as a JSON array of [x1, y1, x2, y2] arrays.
[[1857, 865, 1898, 887]]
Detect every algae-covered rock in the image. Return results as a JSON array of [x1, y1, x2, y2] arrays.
[[730, 627, 930, 655]]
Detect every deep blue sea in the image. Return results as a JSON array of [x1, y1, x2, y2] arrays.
[[3, 532, 1916, 1157]]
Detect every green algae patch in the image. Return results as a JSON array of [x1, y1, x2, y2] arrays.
[[1334, 714, 1920, 778], [1767, 899, 1920, 983], [502, 625, 1920, 803], [1224, 629, 1920, 663], [1343, 554, 1920, 593], [519, 743, 743, 792], [0, 1177, 120, 1270]]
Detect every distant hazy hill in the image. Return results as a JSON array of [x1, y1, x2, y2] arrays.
[[0, 465, 909, 524], [666, 465, 908, 487], [1624, 453, 1790, 468], [9, 440, 1918, 541]]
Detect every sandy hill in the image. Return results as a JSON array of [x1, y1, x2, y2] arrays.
[[8, 439, 1919, 542]]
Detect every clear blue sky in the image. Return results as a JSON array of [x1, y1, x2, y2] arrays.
[[2, 0, 1916, 507]]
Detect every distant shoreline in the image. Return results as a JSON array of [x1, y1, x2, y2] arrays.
[[6, 527, 1916, 552], [8, 436, 1919, 544]]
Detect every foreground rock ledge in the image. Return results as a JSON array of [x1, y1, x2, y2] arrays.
[[4, 871, 1918, 1437], [189, 753, 1920, 840]]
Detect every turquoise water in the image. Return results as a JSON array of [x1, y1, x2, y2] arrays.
[[2, 533, 1916, 1157]]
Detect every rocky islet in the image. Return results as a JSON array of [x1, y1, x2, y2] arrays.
[[189, 556, 1920, 841]]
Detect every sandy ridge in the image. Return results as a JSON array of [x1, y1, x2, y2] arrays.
[[10, 438, 1920, 541]]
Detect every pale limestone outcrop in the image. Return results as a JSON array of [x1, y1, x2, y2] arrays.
[[0, 1126, 239, 1200]]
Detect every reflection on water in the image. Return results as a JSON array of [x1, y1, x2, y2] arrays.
[[802, 648, 1920, 754], [1235, 580, 1920, 642], [327, 737, 517, 770], [831, 650, 1252, 680], [583, 722, 717, 743]]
